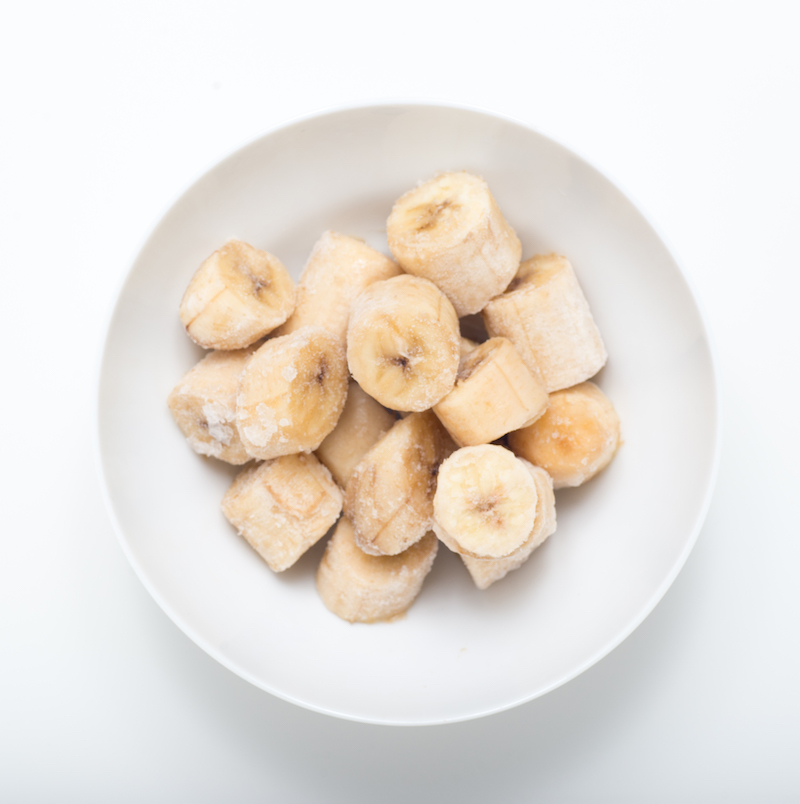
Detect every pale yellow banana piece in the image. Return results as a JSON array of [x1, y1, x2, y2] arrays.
[[386, 172, 522, 317], [236, 326, 348, 460], [179, 239, 296, 350], [167, 347, 256, 464], [482, 253, 607, 392], [221, 453, 342, 572], [433, 337, 548, 447], [316, 517, 438, 623], [344, 411, 455, 556], [433, 444, 538, 559], [461, 464, 556, 589], [508, 381, 620, 489], [315, 380, 396, 488], [459, 336, 479, 358], [273, 231, 401, 345], [347, 274, 459, 412]]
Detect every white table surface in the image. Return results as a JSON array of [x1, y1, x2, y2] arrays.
[[2, 2, 799, 801]]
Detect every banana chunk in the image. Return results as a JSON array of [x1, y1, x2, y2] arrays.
[[273, 231, 401, 345], [315, 380, 396, 488], [316, 517, 438, 623], [167, 347, 256, 464], [347, 274, 460, 412], [221, 453, 343, 572], [179, 239, 296, 350], [508, 381, 621, 489], [236, 326, 348, 460], [433, 337, 548, 447], [459, 336, 479, 358], [482, 253, 607, 392], [461, 465, 556, 590], [433, 444, 539, 559], [386, 172, 522, 317], [344, 411, 455, 556]]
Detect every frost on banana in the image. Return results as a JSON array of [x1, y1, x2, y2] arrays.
[[316, 517, 438, 623], [315, 380, 396, 489], [508, 381, 620, 489], [433, 337, 548, 447], [482, 253, 607, 392], [167, 347, 256, 464], [236, 326, 348, 461], [273, 231, 401, 345], [179, 239, 296, 350], [347, 274, 460, 412], [221, 453, 342, 572], [461, 464, 556, 590], [432, 445, 539, 559], [344, 411, 455, 557], [386, 172, 522, 317]]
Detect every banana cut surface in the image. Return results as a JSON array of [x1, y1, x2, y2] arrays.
[[221, 453, 343, 572], [316, 517, 438, 623], [179, 239, 296, 350], [387, 172, 522, 316]]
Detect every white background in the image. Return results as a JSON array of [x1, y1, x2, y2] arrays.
[[2, 1, 799, 801]]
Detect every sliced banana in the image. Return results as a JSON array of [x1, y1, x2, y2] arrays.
[[461, 464, 556, 590], [236, 326, 348, 460], [433, 337, 548, 447], [315, 380, 397, 488], [433, 444, 538, 559], [273, 231, 401, 345], [179, 239, 296, 350], [316, 517, 438, 623], [482, 253, 607, 392], [386, 172, 522, 317], [347, 274, 460, 412], [221, 453, 343, 572], [459, 336, 479, 358], [508, 381, 620, 489], [344, 411, 455, 556], [167, 347, 256, 464]]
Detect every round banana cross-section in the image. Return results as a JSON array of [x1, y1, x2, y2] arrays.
[[179, 239, 296, 350], [236, 326, 348, 460], [387, 172, 522, 317], [433, 444, 538, 559], [508, 381, 620, 489], [347, 274, 459, 412]]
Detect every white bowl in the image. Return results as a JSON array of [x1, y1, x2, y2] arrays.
[[97, 103, 719, 725]]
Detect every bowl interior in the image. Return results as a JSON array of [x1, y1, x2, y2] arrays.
[[98, 104, 718, 724]]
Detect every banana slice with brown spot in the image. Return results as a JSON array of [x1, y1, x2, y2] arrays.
[[347, 274, 460, 412], [167, 346, 257, 464], [316, 517, 438, 623], [432, 444, 538, 559], [433, 337, 548, 447], [221, 453, 343, 572], [387, 172, 522, 316], [236, 326, 348, 460], [179, 239, 295, 350], [508, 381, 620, 489], [482, 253, 607, 392]]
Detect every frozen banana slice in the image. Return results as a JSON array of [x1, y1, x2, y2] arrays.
[[433, 444, 538, 559], [459, 336, 479, 358], [344, 411, 455, 556], [508, 381, 620, 489], [273, 231, 401, 345], [316, 517, 438, 623], [179, 239, 295, 350], [167, 347, 256, 464], [221, 453, 342, 572], [236, 326, 348, 460], [482, 253, 607, 392], [387, 172, 522, 317], [461, 464, 556, 590], [347, 274, 460, 412], [433, 337, 548, 447], [315, 380, 396, 488]]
